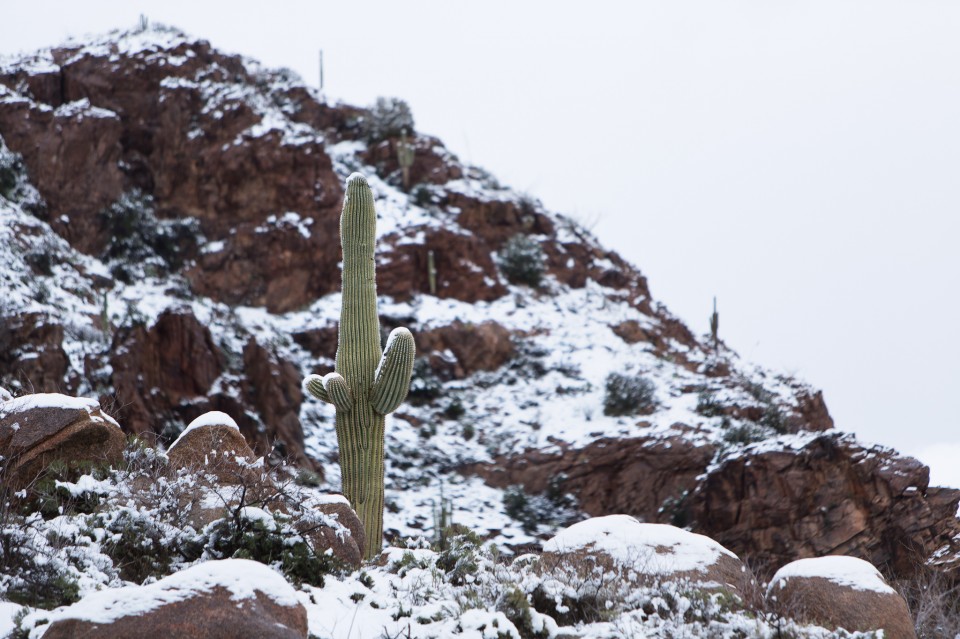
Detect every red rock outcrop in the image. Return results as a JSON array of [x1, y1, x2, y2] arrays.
[[241, 338, 315, 470], [417, 320, 516, 379], [0, 312, 71, 393], [378, 227, 507, 302], [690, 434, 960, 579], [0, 393, 125, 489], [109, 309, 222, 439], [466, 434, 715, 524]]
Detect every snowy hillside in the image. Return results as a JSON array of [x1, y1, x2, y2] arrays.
[[0, 23, 957, 638]]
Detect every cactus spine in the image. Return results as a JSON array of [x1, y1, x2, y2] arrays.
[[396, 128, 415, 191], [304, 173, 415, 559]]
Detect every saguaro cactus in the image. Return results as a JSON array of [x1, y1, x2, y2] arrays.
[[396, 128, 415, 191], [304, 173, 416, 559], [709, 296, 719, 350]]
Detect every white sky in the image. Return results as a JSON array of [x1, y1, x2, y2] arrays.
[[3, 2, 959, 486]]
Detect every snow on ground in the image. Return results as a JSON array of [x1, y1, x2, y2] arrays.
[[768, 556, 895, 595]]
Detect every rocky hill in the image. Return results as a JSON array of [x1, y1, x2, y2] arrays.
[[0, 23, 958, 609]]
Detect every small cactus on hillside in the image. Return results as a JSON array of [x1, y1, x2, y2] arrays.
[[396, 128, 415, 191], [303, 174, 416, 560], [710, 297, 719, 349]]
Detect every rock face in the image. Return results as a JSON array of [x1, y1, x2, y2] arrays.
[[38, 559, 308, 639], [0, 312, 71, 393], [468, 435, 714, 524], [110, 310, 222, 439], [0, 393, 125, 489], [417, 320, 516, 379], [689, 434, 960, 579], [767, 556, 917, 638]]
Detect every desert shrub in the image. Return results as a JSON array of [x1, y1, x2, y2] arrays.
[[502, 477, 578, 535], [99, 190, 199, 283], [201, 511, 341, 587], [497, 234, 545, 287], [99, 509, 182, 583], [695, 390, 724, 417], [498, 586, 548, 639], [435, 526, 483, 586], [0, 143, 25, 201], [722, 421, 768, 446], [895, 568, 960, 638], [407, 358, 443, 406], [603, 372, 657, 416], [363, 97, 414, 143], [0, 521, 81, 609], [758, 405, 788, 434]]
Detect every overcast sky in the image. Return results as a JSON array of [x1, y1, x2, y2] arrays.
[[3, 2, 959, 486]]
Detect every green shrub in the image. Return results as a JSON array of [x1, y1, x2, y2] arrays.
[[503, 477, 578, 535], [201, 513, 341, 587], [0, 525, 80, 609], [99, 510, 180, 583], [99, 190, 199, 283], [498, 234, 546, 287], [407, 358, 443, 406], [498, 586, 548, 639], [603, 372, 656, 416], [695, 390, 724, 417]]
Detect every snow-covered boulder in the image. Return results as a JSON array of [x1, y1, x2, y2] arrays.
[[534, 515, 745, 624], [32, 559, 308, 639], [0, 393, 124, 489], [543, 515, 744, 587], [167, 411, 259, 483], [767, 556, 916, 638]]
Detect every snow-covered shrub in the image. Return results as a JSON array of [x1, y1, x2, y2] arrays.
[[363, 97, 415, 143], [502, 478, 578, 535], [0, 140, 26, 202], [603, 372, 657, 416], [99, 189, 199, 283], [498, 234, 546, 287], [407, 358, 444, 406], [199, 510, 342, 587], [97, 509, 184, 583]]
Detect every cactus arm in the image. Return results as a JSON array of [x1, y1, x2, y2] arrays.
[[304, 374, 331, 403], [303, 373, 353, 412], [370, 327, 416, 415]]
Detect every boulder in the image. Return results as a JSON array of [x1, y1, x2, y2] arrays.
[[297, 494, 367, 569], [534, 515, 744, 625], [0, 393, 124, 489], [36, 559, 308, 639], [541, 515, 744, 591], [767, 556, 916, 638], [166, 411, 258, 483]]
